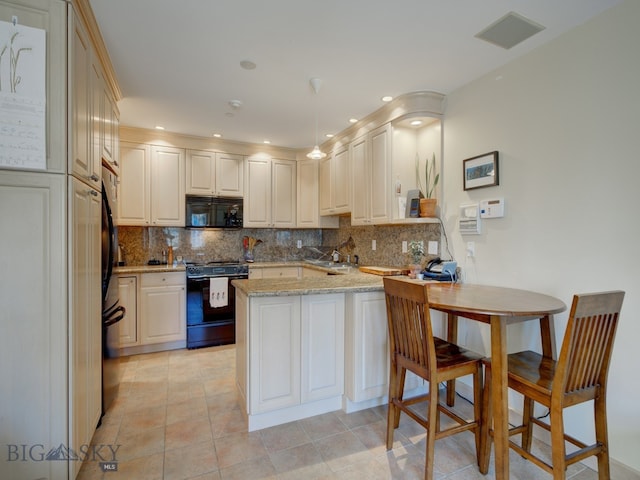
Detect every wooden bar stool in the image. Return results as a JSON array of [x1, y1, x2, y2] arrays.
[[479, 290, 625, 479], [383, 277, 484, 480]]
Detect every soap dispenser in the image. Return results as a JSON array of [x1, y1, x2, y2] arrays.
[[332, 249, 340, 263]]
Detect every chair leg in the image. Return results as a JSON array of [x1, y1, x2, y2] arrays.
[[594, 395, 611, 479], [550, 408, 567, 480], [394, 367, 406, 428], [479, 363, 492, 474], [521, 396, 534, 452], [386, 361, 399, 450], [473, 364, 484, 467], [425, 379, 439, 480]]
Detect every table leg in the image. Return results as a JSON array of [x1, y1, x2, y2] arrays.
[[491, 315, 509, 480], [446, 312, 458, 406], [539, 314, 557, 360]]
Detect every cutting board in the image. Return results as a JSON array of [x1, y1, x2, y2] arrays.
[[358, 266, 408, 276]]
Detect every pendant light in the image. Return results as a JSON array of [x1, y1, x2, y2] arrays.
[[307, 78, 327, 160]]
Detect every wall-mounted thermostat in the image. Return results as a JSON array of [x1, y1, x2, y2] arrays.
[[480, 198, 505, 218], [459, 203, 481, 235]]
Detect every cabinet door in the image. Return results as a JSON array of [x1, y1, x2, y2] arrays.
[[118, 142, 150, 225], [301, 294, 345, 403], [102, 88, 119, 173], [332, 146, 350, 213], [70, 10, 100, 189], [186, 149, 215, 195], [69, 177, 102, 477], [249, 296, 301, 413], [244, 156, 272, 227], [346, 292, 389, 402], [118, 276, 138, 346], [369, 124, 391, 223], [216, 153, 244, 197], [271, 159, 296, 227], [0, 171, 67, 480], [318, 155, 332, 215], [350, 135, 369, 225], [140, 281, 186, 345], [150, 146, 185, 226]]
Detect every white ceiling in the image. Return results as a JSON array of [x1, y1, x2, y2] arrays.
[[89, 0, 621, 150]]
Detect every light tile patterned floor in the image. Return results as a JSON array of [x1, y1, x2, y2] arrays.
[[77, 345, 600, 480]]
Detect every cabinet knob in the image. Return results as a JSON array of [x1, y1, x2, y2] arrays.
[[89, 174, 99, 182]]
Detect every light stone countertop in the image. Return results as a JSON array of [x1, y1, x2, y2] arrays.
[[114, 264, 186, 275]]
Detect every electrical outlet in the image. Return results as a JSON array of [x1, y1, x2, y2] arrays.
[[402, 241, 407, 253], [428, 241, 438, 255], [466, 241, 475, 257], [296, 240, 302, 249], [372, 239, 377, 251]]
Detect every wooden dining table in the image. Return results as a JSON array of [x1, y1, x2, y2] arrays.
[[425, 282, 567, 480]]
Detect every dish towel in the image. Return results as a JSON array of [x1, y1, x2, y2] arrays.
[[209, 277, 228, 308]]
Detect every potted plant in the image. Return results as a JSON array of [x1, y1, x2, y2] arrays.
[[407, 240, 425, 278], [416, 152, 439, 217]]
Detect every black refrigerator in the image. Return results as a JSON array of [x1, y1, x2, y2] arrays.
[[101, 165, 125, 415]]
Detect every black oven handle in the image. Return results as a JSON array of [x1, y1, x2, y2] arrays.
[[187, 275, 248, 281]]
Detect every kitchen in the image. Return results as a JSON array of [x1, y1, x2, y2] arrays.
[[1, 0, 639, 479]]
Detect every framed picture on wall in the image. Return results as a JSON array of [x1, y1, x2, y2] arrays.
[[463, 151, 499, 190]]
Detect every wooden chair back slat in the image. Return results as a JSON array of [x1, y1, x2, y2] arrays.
[[557, 292, 624, 397]]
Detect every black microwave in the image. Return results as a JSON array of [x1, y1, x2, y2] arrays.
[[185, 195, 243, 228]]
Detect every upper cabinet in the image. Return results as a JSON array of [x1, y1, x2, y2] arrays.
[[69, 9, 100, 189], [297, 159, 339, 229], [319, 144, 350, 216], [350, 124, 391, 225], [102, 86, 120, 174], [244, 156, 296, 228], [118, 142, 185, 226], [186, 150, 244, 197]]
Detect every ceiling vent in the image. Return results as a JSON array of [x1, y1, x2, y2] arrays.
[[475, 12, 545, 50]]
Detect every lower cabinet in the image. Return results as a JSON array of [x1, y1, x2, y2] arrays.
[[119, 271, 186, 355], [239, 292, 345, 429], [140, 272, 186, 345], [248, 266, 300, 279], [118, 276, 138, 346], [344, 291, 423, 410]]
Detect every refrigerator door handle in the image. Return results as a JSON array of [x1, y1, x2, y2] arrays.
[[104, 305, 125, 328]]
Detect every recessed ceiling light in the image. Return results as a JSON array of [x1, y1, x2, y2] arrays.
[[155, 125, 165, 130], [325, 133, 334, 138], [263, 140, 271, 144], [381, 96, 393, 102], [410, 120, 423, 126], [240, 60, 256, 70], [213, 133, 222, 138], [349, 118, 358, 124]]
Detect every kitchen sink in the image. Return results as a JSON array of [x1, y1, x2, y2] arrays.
[[304, 259, 355, 272]]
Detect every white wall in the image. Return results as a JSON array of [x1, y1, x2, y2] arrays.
[[443, 0, 640, 472]]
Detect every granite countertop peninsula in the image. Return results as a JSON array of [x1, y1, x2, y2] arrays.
[[235, 261, 387, 297]]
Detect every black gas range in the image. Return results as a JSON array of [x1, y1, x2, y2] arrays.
[[185, 260, 249, 349]]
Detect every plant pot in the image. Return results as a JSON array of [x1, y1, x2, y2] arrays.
[[407, 263, 422, 279], [419, 198, 437, 217]]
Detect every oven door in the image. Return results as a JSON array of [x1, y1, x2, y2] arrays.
[[186, 275, 244, 326]]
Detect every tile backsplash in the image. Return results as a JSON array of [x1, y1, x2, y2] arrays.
[[118, 217, 441, 268]]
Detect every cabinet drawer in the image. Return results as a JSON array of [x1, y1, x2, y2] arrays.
[[141, 271, 185, 287]]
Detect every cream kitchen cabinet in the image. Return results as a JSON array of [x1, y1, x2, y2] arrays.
[[68, 176, 102, 478], [350, 124, 392, 226], [69, 9, 100, 190], [102, 87, 120, 174], [0, 170, 67, 480], [118, 142, 150, 224], [118, 276, 138, 346], [186, 150, 244, 197], [118, 142, 185, 226], [244, 156, 296, 228], [237, 292, 345, 430], [140, 272, 186, 346], [344, 291, 423, 411], [319, 144, 350, 216], [248, 266, 300, 279], [296, 159, 338, 228]]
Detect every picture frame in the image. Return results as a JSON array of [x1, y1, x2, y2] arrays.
[[463, 151, 499, 191]]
